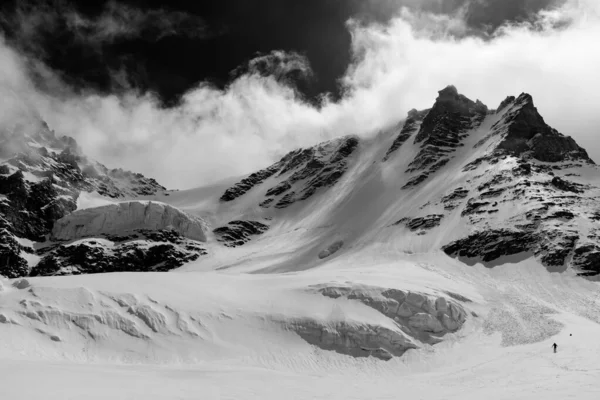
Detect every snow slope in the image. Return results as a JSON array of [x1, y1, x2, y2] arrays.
[[2, 86, 600, 398], [1, 255, 600, 399]]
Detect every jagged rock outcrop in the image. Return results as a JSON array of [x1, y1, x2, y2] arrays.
[[383, 109, 429, 162], [572, 244, 600, 277], [394, 214, 444, 233], [442, 227, 581, 269], [213, 220, 269, 247], [32, 230, 206, 276], [402, 86, 488, 189], [0, 170, 77, 241], [551, 176, 585, 193], [220, 136, 359, 208], [0, 120, 168, 277], [0, 229, 30, 278], [220, 165, 280, 202], [493, 94, 593, 164], [441, 188, 469, 211], [51, 201, 206, 242]]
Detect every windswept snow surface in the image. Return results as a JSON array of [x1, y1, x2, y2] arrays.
[[1, 254, 600, 399]]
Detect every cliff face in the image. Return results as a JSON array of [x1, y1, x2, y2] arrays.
[[0, 120, 173, 277], [51, 201, 207, 242], [495, 94, 593, 163]]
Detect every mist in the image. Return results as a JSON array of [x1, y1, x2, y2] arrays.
[[0, 0, 598, 189]]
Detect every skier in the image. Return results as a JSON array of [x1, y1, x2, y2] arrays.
[[552, 343, 558, 353]]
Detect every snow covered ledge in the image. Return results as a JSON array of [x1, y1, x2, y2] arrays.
[[51, 201, 207, 242]]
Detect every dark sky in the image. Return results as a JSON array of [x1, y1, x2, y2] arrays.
[[0, 0, 561, 106]]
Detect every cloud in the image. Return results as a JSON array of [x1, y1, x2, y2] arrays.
[[0, 0, 209, 54], [0, 0, 599, 190], [231, 51, 314, 86], [67, 1, 210, 43]]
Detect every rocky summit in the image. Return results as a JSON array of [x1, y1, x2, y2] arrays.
[[2, 85, 599, 283]]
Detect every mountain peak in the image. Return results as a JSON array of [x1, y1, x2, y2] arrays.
[[437, 85, 459, 99], [414, 86, 487, 144], [493, 92, 593, 164]]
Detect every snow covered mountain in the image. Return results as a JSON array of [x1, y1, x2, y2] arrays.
[[182, 85, 598, 277], [0, 119, 207, 277], [1, 87, 600, 398]]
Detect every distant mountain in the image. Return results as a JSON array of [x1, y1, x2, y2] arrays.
[[2, 85, 599, 280]]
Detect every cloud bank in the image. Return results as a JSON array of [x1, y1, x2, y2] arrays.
[[1, 0, 209, 52], [0, 0, 598, 189]]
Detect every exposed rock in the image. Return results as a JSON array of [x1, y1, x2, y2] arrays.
[[443, 229, 538, 262], [275, 192, 296, 209], [0, 171, 77, 241], [572, 244, 600, 276], [512, 161, 533, 176], [496, 96, 516, 113], [395, 215, 444, 231], [461, 199, 491, 216], [265, 181, 291, 196], [415, 86, 488, 144], [383, 109, 429, 162], [220, 165, 279, 202], [494, 94, 593, 164], [443, 227, 581, 270], [1, 120, 168, 277], [442, 187, 469, 210], [258, 198, 274, 208], [51, 201, 206, 242], [545, 210, 575, 221], [480, 188, 505, 199], [213, 220, 269, 247], [221, 136, 359, 209], [403, 86, 487, 188], [550, 177, 584, 193], [32, 230, 206, 276], [318, 240, 344, 259], [402, 173, 430, 189], [0, 229, 30, 278]]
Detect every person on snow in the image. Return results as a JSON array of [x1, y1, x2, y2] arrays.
[[552, 343, 558, 353]]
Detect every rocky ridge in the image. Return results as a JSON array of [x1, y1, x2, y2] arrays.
[[213, 220, 269, 248], [401, 86, 488, 189], [33, 229, 207, 276], [372, 87, 599, 277], [220, 136, 359, 209]]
